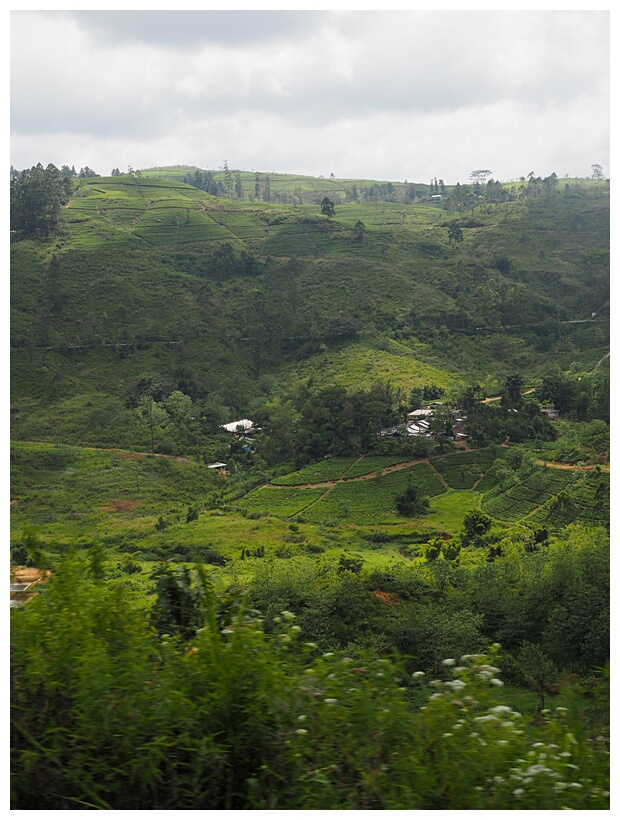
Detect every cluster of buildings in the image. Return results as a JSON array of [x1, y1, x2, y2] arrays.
[[207, 419, 260, 474], [380, 401, 468, 442]]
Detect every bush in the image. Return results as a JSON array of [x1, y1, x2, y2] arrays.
[[10, 560, 609, 810], [395, 485, 430, 517]]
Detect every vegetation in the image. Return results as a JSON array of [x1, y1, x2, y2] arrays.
[[10, 164, 609, 809]]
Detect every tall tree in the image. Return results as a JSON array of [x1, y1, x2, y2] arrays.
[[320, 197, 335, 217]]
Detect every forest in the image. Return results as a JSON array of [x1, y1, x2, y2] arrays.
[[10, 164, 609, 809]]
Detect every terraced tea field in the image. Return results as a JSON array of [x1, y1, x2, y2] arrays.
[[249, 447, 603, 531]]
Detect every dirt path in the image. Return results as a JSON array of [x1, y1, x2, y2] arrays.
[[535, 459, 609, 473], [594, 350, 610, 370], [261, 458, 426, 489]]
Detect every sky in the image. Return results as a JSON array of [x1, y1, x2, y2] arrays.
[[9, 8, 610, 185]]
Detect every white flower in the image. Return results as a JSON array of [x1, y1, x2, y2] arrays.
[[449, 679, 466, 691], [442, 658, 456, 666], [324, 698, 338, 704], [490, 705, 512, 714], [322, 652, 334, 658], [442, 733, 454, 738], [513, 789, 524, 796], [297, 714, 307, 722], [295, 728, 308, 735], [526, 764, 551, 776], [412, 671, 425, 678], [490, 678, 504, 686]]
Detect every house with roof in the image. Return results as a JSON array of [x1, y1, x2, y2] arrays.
[[220, 419, 257, 435]]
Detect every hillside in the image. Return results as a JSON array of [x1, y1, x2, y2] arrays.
[[10, 162, 610, 810], [10, 170, 609, 452]]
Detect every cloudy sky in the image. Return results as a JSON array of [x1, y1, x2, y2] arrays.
[[10, 9, 609, 184]]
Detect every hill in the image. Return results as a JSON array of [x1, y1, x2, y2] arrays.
[[10, 168, 609, 453]]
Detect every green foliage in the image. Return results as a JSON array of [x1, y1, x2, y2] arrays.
[[424, 536, 443, 561], [11, 163, 72, 236], [338, 555, 364, 574], [10, 522, 610, 810], [462, 509, 493, 539], [271, 456, 356, 485], [10, 172, 609, 457], [186, 504, 200, 523], [395, 483, 430, 517], [150, 561, 215, 637], [320, 197, 335, 217]]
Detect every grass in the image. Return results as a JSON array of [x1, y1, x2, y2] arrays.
[[424, 489, 483, 532], [279, 343, 461, 394]]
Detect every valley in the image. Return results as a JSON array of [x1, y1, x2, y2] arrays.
[[10, 164, 610, 810]]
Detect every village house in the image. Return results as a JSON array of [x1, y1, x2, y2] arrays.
[[220, 419, 258, 435], [206, 461, 227, 476], [540, 408, 560, 419]]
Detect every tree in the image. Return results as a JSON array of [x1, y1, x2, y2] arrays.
[[447, 222, 463, 243], [517, 641, 558, 711], [462, 509, 493, 540], [424, 537, 443, 561], [591, 164, 604, 179], [470, 169, 492, 185], [442, 537, 462, 562], [222, 160, 233, 197], [395, 484, 429, 517], [10, 163, 71, 237], [501, 373, 525, 409], [320, 197, 335, 217]]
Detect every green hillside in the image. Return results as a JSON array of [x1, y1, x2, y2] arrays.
[[9, 128, 610, 816], [10, 169, 609, 454]]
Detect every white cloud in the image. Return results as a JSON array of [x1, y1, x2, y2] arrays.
[[10, 10, 609, 182]]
